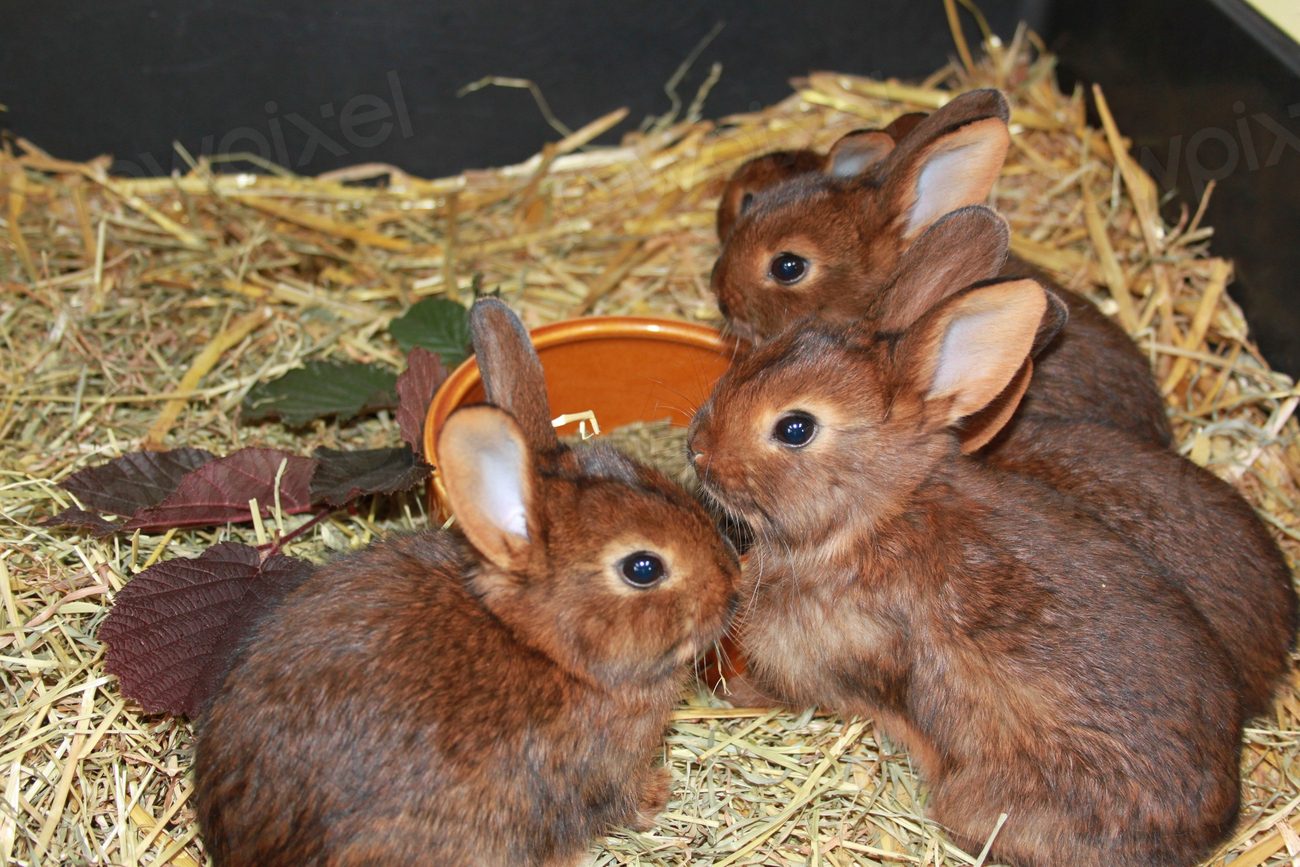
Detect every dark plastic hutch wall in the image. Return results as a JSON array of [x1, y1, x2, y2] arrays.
[[3, 0, 1296, 375]]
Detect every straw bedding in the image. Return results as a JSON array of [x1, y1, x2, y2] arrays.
[[2, 26, 1298, 867]]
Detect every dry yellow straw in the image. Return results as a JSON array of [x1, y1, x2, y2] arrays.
[[144, 307, 271, 447]]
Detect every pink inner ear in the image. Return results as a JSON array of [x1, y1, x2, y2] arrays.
[[827, 131, 895, 178], [958, 359, 1033, 453], [902, 119, 1010, 238], [473, 439, 529, 539], [932, 307, 1006, 396], [438, 406, 534, 570], [924, 280, 1046, 424]]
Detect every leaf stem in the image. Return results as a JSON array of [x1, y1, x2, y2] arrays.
[[262, 508, 334, 557]]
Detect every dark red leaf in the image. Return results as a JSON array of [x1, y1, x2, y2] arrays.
[[41, 507, 120, 535], [123, 448, 317, 532], [310, 446, 431, 507], [58, 447, 217, 517], [100, 542, 313, 717], [396, 347, 449, 459]]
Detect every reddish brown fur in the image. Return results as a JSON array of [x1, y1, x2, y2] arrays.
[[716, 149, 825, 243], [711, 89, 1173, 447], [711, 96, 1296, 718], [712, 171, 912, 341], [983, 415, 1297, 716], [687, 283, 1243, 866], [998, 259, 1172, 443], [195, 299, 740, 866]]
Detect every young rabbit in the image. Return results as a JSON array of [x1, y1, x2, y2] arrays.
[[859, 205, 1296, 717], [714, 101, 1296, 714], [687, 278, 1243, 866], [712, 88, 1172, 447], [195, 298, 740, 867]]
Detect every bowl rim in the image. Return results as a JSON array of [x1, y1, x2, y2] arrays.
[[422, 315, 732, 515]]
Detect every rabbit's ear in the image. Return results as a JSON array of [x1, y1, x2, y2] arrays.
[[937, 286, 1068, 454], [898, 278, 1047, 431], [438, 405, 537, 572], [956, 359, 1033, 454], [877, 205, 1010, 331], [469, 298, 558, 450], [825, 130, 895, 178], [881, 111, 929, 141], [877, 89, 1010, 240], [888, 88, 1009, 144], [1032, 289, 1070, 357]]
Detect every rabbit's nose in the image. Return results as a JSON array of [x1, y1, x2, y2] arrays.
[[689, 450, 708, 470]]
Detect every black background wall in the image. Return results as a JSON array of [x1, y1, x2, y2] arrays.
[[1048, 0, 1300, 378], [2, 0, 1296, 375], [0, 0, 1046, 177]]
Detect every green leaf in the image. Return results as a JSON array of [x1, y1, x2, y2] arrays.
[[388, 298, 472, 366], [241, 361, 398, 427]]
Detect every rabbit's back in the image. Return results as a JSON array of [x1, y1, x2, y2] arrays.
[[985, 415, 1296, 715], [981, 258, 1171, 446], [926, 469, 1241, 865]]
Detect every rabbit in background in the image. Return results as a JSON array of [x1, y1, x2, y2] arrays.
[[687, 276, 1244, 866], [195, 298, 740, 867], [711, 87, 1172, 449]]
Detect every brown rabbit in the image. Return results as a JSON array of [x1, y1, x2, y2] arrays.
[[194, 298, 740, 867], [687, 278, 1242, 867], [711, 88, 1172, 447], [713, 99, 1296, 715], [982, 415, 1297, 717], [851, 200, 1295, 717]]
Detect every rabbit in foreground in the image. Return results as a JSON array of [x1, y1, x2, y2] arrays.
[[687, 278, 1242, 866], [712, 93, 1296, 714], [195, 298, 740, 867], [711, 88, 1172, 448]]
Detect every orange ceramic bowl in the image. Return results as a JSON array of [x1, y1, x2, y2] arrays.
[[423, 316, 735, 519]]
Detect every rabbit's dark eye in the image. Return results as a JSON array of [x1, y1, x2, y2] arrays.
[[739, 192, 755, 214], [768, 252, 808, 285], [620, 551, 667, 588], [773, 412, 817, 447]]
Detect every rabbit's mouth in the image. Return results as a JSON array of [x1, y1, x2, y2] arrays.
[[695, 477, 774, 535], [692, 476, 748, 522], [682, 606, 737, 663], [721, 315, 760, 346]]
